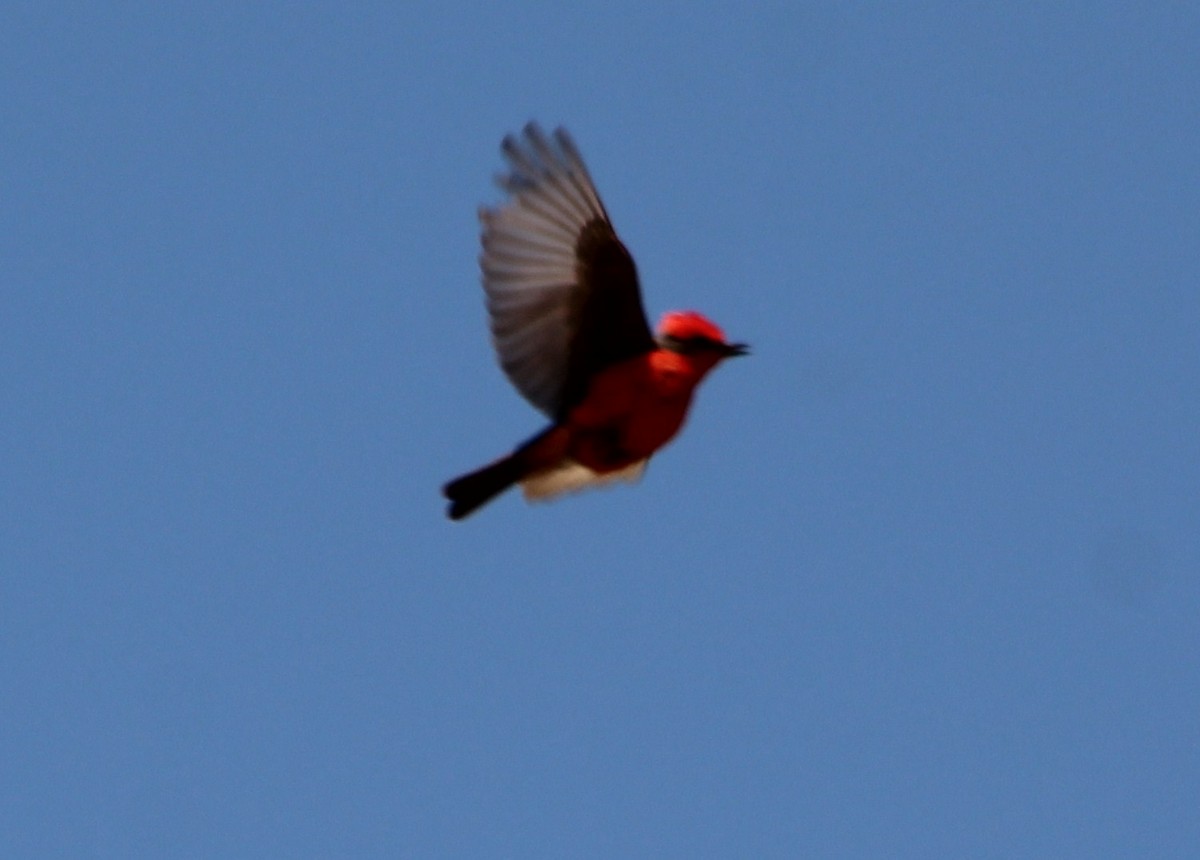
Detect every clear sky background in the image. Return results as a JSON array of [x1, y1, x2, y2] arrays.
[[3, 4, 1198, 857]]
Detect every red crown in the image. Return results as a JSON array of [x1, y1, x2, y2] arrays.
[[656, 310, 726, 343]]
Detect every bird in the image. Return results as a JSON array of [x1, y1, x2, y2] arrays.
[[442, 123, 747, 520]]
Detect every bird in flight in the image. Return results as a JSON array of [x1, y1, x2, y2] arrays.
[[443, 123, 747, 520]]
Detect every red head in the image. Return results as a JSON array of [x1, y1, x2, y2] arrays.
[[655, 311, 749, 362]]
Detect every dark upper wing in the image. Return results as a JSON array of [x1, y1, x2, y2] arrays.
[[480, 123, 655, 420]]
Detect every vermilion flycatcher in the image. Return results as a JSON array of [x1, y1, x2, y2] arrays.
[[443, 123, 747, 520]]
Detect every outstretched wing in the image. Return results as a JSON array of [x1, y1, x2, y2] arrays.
[[480, 123, 656, 420]]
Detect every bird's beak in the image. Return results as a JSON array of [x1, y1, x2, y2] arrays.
[[723, 342, 750, 358]]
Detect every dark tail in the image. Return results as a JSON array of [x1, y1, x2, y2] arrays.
[[442, 454, 524, 520], [443, 426, 565, 521]]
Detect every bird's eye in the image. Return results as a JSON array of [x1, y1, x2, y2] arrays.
[[662, 334, 721, 354]]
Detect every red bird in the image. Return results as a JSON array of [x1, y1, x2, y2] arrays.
[[443, 123, 747, 520]]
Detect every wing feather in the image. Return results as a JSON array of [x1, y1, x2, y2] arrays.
[[486, 289, 568, 319], [479, 123, 655, 418]]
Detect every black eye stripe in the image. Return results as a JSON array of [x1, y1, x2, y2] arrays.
[[663, 334, 722, 353]]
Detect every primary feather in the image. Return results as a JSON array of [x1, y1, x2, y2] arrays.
[[479, 123, 655, 420]]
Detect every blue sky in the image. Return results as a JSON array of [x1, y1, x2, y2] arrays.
[[3, 3, 1198, 857]]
